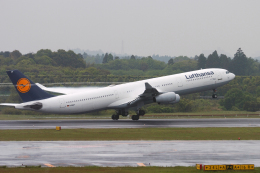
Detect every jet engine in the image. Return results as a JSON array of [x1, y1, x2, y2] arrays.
[[153, 92, 180, 104]]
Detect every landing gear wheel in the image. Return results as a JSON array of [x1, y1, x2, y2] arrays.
[[131, 115, 139, 121], [212, 94, 217, 99], [111, 114, 119, 120], [122, 110, 128, 117], [212, 89, 217, 99]]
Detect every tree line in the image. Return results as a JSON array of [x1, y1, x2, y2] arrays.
[[197, 48, 258, 76]]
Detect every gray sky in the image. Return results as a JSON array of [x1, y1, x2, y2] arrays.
[[1, 0, 260, 57]]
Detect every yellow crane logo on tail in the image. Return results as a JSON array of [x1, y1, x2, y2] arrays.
[[17, 78, 31, 93]]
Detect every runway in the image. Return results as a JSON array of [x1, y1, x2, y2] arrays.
[[0, 118, 260, 129], [0, 140, 259, 167]]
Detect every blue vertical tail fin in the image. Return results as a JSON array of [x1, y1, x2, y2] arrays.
[[6, 70, 54, 102]]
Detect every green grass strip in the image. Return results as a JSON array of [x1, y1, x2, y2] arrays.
[[0, 166, 259, 173], [0, 127, 260, 141]]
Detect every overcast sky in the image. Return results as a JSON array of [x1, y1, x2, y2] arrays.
[[1, 0, 260, 57]]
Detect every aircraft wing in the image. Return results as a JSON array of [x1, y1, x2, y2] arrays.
[[108, 82, 160, 109], [128, 82, 160, 106]]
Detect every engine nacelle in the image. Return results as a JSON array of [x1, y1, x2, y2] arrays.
[[154, 92, 180, 104], [169, 94, 180, 104]]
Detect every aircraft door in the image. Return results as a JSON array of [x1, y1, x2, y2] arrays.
[[177, 78, 183, 87], [215, 70, 223, 83], [59, 99, 66, 108], [114, 90, 119, 99]]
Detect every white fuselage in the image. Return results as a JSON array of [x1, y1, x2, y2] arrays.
[[15, 68, 235, 114]]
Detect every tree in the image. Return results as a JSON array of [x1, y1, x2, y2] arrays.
[[175, 98, 194, 112], [140, 62, 148, 71], [10, 50, 22, 59], [172, 60, 197, 72], [206, 50, 220, 68], [36, 49, 52, 58], [246, 58, 258, 75], [168, 58, 174, 65], [130, 55, 136, 60], [108, 54, 113, 62], [24, 53, 34, 59], [230, 48, 247, 75], [243, 101, 260, 112], [95, 54, 102, 64], [219, 54, 230, 69], [51, 49, 86, 68], [115, 56, 119, 60], [34, 55, 54, 65], [3, 51, 10, 58], [102, 53, 109, 64], [220, 88, 246, 110], [174, 56, 190, 63], [197, 54, 206, 69]]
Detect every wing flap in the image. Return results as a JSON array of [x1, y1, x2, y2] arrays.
[[108, 97, 139, 109], [108, 82, 161, 109]]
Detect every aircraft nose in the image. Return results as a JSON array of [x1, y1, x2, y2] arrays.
[[231, 73, 235, 80]]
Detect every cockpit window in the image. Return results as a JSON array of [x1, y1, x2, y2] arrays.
[[226, 71, 229, 74]]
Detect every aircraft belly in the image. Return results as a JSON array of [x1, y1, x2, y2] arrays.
[[176, 83, 215, 95]]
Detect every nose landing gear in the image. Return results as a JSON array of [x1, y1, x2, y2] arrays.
[[212, 89, 218, 99]]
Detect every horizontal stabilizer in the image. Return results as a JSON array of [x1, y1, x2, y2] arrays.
[[0, 103, 19, 107]]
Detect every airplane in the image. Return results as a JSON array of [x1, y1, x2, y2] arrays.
[[0, 68, 235, 120]]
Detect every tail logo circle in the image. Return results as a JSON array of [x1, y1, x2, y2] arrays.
[[17, 78, 31, 93]]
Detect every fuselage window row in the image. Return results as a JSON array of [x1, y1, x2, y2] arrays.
[[162, 83, 173, 87], [186, 76, 212, 82], [66, 94, 114, 103]]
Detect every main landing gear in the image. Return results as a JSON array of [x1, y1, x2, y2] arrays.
[[212, 89, 218, 99], [111, 109, 129, 120], [131, 110, 145, 121], [111, 109, 145, 121], [111, 114, 119, 120]]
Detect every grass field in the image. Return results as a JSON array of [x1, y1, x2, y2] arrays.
[[0, 166, 259, 173], [0, 111, 259, 120], [0, 127, 259, 141]]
